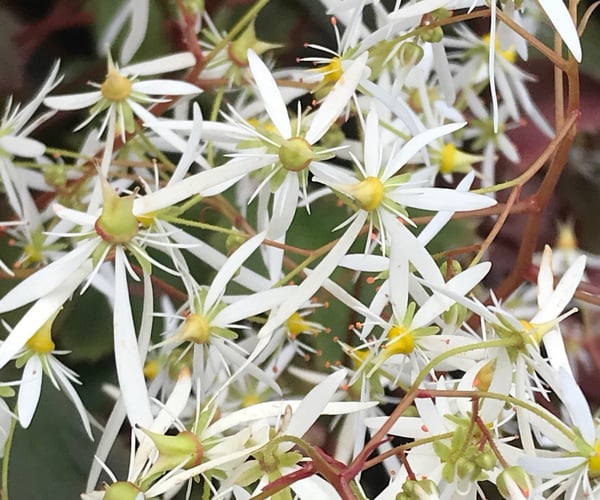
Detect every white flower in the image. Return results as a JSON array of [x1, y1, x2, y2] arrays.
[[519, 371, 600, 499], [43, 52, 198, 140], [5, 309, 93, 438]]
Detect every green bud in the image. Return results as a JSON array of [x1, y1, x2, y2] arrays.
[[141, 429, 203, 479], [103, 481, 144, 500], [225, 231, 247, 256], [442, 461, 455, 483], [398, 42, 424, 66], [43, 163, 67, 187], [497, 466, 532, 499], [420, 26, 444, 44], [433, 440, 451, 460], [474, 449, 497, 470], [456, 456, 479, 481], [402, 478, 439, 499], [228, 21, 281, 67]]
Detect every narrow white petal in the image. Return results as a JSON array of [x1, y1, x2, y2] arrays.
[[305, 52, 368, 145], [268, 173, 299, 239], [383, 122, 465, 180], [391, 187, 496, 211], [17, 357, 43, 428], [388, 0, 450, 19], [214, 287, 296, 326], [536, 0, 581, 61], [204, 232, 266, 312], [532, 254, 586, 323], [364, 109, 381, 176], [416, 170, 475, 247], [113, 247, 152, 427], [43, 92, 101, 111], [519, 455, 585, 476], [132, 157, 268, 215], [119, 0, 149, 64], [168, 103, 203, 185], [558, 370, 595, 443], [339, 254, 389, 272], [412, 262, 491, 327], [51, 358, 93, 439], [284, 369, 347, 438], [318, 276, 383, 325], [258, 211, 368, 340], [0, 136, 45, 158], [54, 203, 97, 227], [292, 476, 341, 499], [0, 239, 96, 313], [382, 213, 444, 286], [388, 234, 409, 320], [132, 79, 200, 96], [86, 400, 127, 491], [0, 262, 92, 370], [122, 52, 196, 75], [247, 49, 291, 139]]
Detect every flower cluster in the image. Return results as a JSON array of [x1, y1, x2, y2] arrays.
[[0, 0, 596, 499]]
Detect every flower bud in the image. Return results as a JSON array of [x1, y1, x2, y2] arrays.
[[456, 456, 479, 481], [402, 478, 440, 499], [420, 26, 444, 44], [141, 429, 203, 479], [474, 449, 497, 470], [398, 42, 424, 66], [496, 466, 531, 499], [103, 481, 144, 500]]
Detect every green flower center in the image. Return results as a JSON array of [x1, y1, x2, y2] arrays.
[[278, 136, 313, 172], [95, 179, 139, 244], [101, 71, 132, 102]]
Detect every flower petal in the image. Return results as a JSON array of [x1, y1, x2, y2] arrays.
[[536, 0, 581, 62], [247, 49, 291, 139], [0, 262, 91, 370], [113, 247, 152, 428], [0, 136, 46, 158], [284, 369, 347, 438], [44, 91, 102, 111], [383, 122, 466, 180], [305, 52, 368, 145], [204, 232, 266, 313], [17, 356, 43, 428], [132, 79, 200, 96], [122, 52, 196, 76]]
